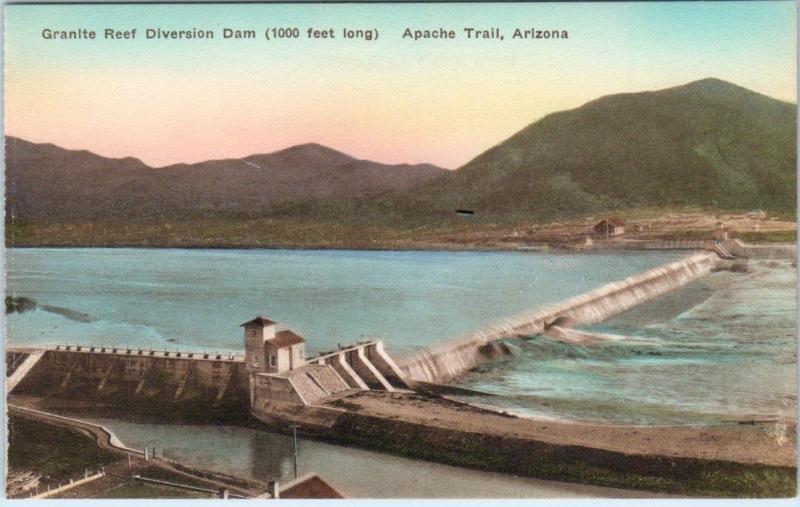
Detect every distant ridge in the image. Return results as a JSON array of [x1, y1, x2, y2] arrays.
[[4, 137, 447, 221]]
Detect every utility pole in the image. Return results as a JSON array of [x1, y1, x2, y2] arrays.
[[291, 423, 299, 479]]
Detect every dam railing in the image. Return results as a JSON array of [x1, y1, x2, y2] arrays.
[[15, 344, 246, 362]]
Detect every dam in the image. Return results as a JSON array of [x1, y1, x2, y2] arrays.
[[398, 251, 720, 384], [9, 250, 727, 411], [8, 324, 407, 412], [7, 246, 796, 497]]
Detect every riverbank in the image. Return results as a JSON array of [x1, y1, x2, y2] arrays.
[[7, 403, 345, 499], [6, 209, 795, 249], [9, 363, 795, 499], [252, 391, 796, 498], [8, 394, 675, 499], [6, 408, 259, 498]]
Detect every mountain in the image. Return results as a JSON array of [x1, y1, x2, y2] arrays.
[[4, 138, 446, 222], [6, 78, 796, 231], [361, 78, 796, 222]]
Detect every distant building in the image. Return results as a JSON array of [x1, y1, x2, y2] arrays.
[[593, 217, 625, 238], [256, 474, 344, 499], [279, 474, 344, 499], [242, 316, 306, 374]]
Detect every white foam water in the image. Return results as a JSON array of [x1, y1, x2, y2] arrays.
[[399, 252, 719, 383]]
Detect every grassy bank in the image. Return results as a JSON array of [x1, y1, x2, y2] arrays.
[[7, 415, 120, 485], [7, 412, 260, 499], [326, 412, 796, 498], [7, 207, 795, 249]]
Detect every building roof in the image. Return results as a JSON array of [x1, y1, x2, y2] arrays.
[[240, 316, 277, 328], [595, 217, 625, 227], [267, 330, 305, 348], [280, 474, 343, 499]]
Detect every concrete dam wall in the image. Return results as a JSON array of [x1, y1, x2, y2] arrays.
[[9, 346, 250, 412], [9, 340, 408, 416], [398, 252, 720, 384]]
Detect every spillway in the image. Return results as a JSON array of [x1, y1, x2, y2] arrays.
[[398, 252, 720, 384]]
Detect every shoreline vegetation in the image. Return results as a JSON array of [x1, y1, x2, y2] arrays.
[[5, 209, 796, 250]]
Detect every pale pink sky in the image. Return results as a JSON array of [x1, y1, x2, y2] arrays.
[[5, 3, 796, 169]]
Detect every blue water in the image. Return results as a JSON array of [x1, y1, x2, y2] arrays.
[[457, 262, 797, 424], [5, 248, 795, 425], [4, 248, 684, 356]]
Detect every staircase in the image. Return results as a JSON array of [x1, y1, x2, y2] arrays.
[[7, 350, 45, 393], [289, 373, 328, 405], [713, 241, 735, 259], [289, 365, 350, 405]]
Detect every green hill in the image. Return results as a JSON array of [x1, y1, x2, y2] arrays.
[[316, 78, 796, 224], [4, 138, 445, 222]]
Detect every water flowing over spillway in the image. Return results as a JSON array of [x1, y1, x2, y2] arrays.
[[398, 252, 720, 384]]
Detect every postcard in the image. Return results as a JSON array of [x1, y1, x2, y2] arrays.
[[3, 1, 797, 501]]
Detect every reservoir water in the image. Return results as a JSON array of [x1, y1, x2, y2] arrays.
[[6, 248, 685, 355]]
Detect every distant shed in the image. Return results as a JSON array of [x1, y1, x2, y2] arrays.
[[593, 217, 626, 237]]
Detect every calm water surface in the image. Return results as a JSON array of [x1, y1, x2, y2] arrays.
[[76, 416, 664, 499], [6, 248, 684, 356]]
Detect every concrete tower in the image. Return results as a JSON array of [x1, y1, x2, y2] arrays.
[[242, 316, 277, 373], [241, 316, 306, 374]]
